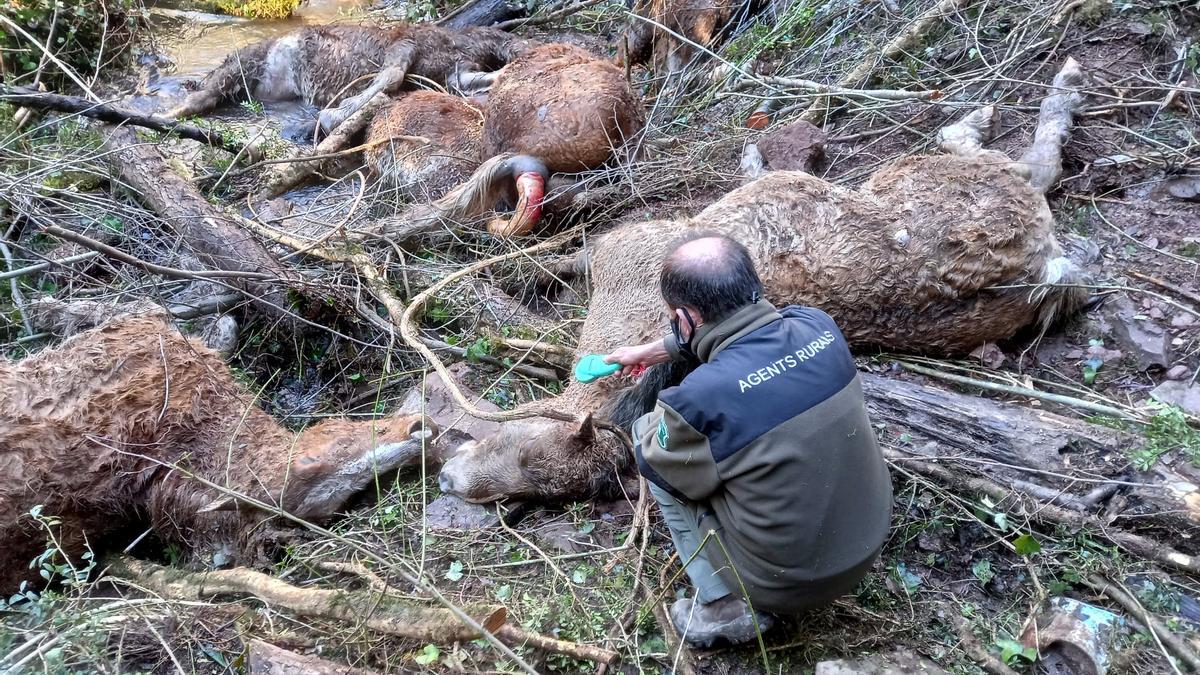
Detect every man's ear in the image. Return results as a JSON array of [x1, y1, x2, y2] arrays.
[[572, 413, 597, 444]]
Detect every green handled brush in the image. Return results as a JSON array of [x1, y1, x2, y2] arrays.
[[574, 354, 621, 383]]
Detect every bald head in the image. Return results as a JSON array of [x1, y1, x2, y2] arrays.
[[660, 233, 763, 323]]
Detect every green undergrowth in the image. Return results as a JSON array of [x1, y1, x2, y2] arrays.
[[1130, 403, 1200, 471], [0, 0, 141, 91]]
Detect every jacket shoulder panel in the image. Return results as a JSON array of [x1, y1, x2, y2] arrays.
[[659, 307, 857, 462]]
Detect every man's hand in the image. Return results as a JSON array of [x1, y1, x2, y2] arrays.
[[604, 339, 670, 377]]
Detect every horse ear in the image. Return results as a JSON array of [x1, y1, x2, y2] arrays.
[[572, 413, 597, 444]]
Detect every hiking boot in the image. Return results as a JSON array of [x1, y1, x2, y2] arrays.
[[669, 595, 775, 648]]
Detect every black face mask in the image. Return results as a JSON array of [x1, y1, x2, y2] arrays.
[[670, 309, 698, 360]]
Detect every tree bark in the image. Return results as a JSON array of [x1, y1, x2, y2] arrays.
[[0, 84, 249, 156], [100, 124, 299, 320], [862, 372, 1200, 568]]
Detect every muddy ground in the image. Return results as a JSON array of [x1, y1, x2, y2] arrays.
[[2, 0, 1200, 672]]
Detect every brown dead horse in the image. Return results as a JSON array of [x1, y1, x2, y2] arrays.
[[0, 317, 433, 593], [436, 60, 1092, 505]]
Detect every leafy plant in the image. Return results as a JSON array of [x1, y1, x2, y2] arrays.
[[239, 98, 266, 116], [465, 337, 491, 363], [1013, 533, 1042, 556], [1130, 403, 1200, 470], [972, 559, 994, 585], [1, 0, 140, 89], [995, 638, 1037, 665], [215, 0, 300, 19], [414, 644, 441, 665]]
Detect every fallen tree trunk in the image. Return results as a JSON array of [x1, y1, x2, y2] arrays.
[[0, 84, 249, 156], [100, 125, 300, 320], [861, 372, 1200, 572]]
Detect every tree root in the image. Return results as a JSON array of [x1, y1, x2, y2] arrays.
[[399, 229, 586, 423], [108, 556, 618, 666], [882, 450, 1200, 576], [1083, 575, 1200, 673], [108, 556, 507, 643]]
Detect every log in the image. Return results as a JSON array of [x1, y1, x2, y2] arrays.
[[100, 125, 300, 320], [861, 372, 1200, 564], [861, 373, 1118, 470], [0, 84, 250, 156]]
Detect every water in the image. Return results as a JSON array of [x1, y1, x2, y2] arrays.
[[148, 0, 371, 78]]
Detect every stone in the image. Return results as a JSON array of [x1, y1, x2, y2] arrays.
[[534, 520, 591, 554], [425, 495, 499, 531], [248, 639, 381, 675], [1172, 314, 1196, 328], [396, 363, 503, 443], [969, 342, 1006, 369], [756, 120, 827, 173], [814, 648, 948, 675], [1097, 296, 1170, 371], [200, 315, 239, 358], [1151, 381, 1200, 416], [1166, 365, 1192, 381], [1164, 176, 1200, 202]]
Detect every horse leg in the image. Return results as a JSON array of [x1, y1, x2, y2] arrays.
[[317, 46, 415, 135], [936, 105, 999, 157], [1017, 57, 1089, 194]]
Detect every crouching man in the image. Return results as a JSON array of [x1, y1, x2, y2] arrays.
[[605, 233, 893, 647]]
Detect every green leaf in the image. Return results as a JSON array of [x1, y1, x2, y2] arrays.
[[444, 560, 464, 582], [972, 559, 994, 585], [996, 638, 1037, 664], [577, 521, 596, 535], [414, 644, 440, 665], [465, 337, 491, 363], [495, 584, 512, 601], [571, 566, 589, 585], [1014, 533, 1042, 556], [993, 512, 1008, 531]]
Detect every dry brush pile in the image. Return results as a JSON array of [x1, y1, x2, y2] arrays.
[[2, 0, 1200, 672]]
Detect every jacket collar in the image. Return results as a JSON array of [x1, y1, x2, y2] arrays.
[[690, 300, 780, 362]]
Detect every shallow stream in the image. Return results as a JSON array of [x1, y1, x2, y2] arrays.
[[147, 0, 371, 79]]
